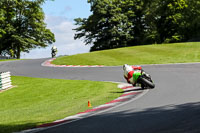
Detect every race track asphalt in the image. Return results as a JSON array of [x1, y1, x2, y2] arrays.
[[1, 58, 200, 133]]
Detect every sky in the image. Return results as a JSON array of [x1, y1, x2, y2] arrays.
[[21, 0, 92, 59]]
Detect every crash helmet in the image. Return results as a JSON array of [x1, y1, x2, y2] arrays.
[[52, 45, 56, 49], [123, 64, 132, 71], [123, 64, 133, 77]]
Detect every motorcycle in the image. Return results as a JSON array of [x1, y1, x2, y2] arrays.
[[51, 50, 56, 58], [133, 70, 155, 89], [123, 64, 155, 89]]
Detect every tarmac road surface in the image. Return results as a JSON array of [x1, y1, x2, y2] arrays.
[[1, 58, 200, 133]]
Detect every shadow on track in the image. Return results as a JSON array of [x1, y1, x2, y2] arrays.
[[38, 102, 200, 133], [0, 122, 39, 133]]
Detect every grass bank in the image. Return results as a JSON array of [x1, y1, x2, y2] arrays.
[[0, 76, 122, 133], [0, 59, 20, 62], [52, 42, 200, 66]]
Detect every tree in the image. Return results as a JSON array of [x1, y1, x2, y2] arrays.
[[122, 0, 152, 45], [0, 6, 6, 38], [155, 0, 188, 43], [182, 0, 200, 41], [74, 0, 159, 51], [0, 0, 55, 59], [145, 0, 200, 43], [74, 0, 200, 52], [0, 0, 14, 56], [74, 0, 134, 51]]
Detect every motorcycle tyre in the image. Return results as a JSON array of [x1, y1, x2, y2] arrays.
[[139, 77, 155, 89]]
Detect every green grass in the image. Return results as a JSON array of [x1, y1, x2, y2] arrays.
[[0, 59, 21, 62], [0, 76, 122, 133], [52, 42, 200, 66]]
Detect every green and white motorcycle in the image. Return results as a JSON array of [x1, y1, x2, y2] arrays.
[[123, 64, 155, 89], [134, 71, 155, 89]]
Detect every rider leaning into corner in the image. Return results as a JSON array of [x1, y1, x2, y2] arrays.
[[51, 45, 58, 58], [123, 64, 152, 88]]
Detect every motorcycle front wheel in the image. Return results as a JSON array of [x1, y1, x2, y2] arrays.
[[138, 77, 155, 89]]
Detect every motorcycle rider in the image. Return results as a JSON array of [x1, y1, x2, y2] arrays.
[[123, 64, 151, 84], [123, 64, 154, 89], [51, 45, 57, 58], [123, 64, 142, 86]]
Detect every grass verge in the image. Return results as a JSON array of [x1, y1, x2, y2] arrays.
[[52, 42, 200, 66], [0, 76, 122, 133], [0, 59, 21, 62]]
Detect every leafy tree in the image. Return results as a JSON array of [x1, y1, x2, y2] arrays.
[[0, 0, 14, 56], [74, 0, 134, 51], [122, 0, 152, 45], [0, 0, 55, 59], [145, 0, 200, 43], [74, 0, 156, 51], [74, 0, 200, 52], [182, 0, 200, 41], [155, 0, 188, 43], [0, 6, 6, 38]]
